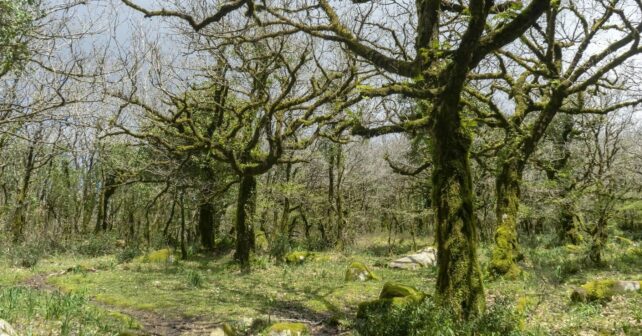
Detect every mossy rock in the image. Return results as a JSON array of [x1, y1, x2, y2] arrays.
[[357, 282, 425, 319], [135, 249, 174, 263], [345, 261, 379, 282], [571, 279, 642, 302], [255, 231, 269, 252], [264, 322, 308, 336], [379, 282, 424, 301], [284, 251, 313, 264]]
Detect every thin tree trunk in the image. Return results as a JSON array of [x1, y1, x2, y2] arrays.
[[490, 159, 522, 277], [234, 174, 256, 269], [198, 201, 215, 251]]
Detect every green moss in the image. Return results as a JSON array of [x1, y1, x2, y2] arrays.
[[571, 280, 617, 302], [265, 322, 308, 335], [284, 251, 313, 264], [135, 249, 173, 263], [379, 282, 424, 301], [255, 231, 269, 252], [345, 261, 379, 281]]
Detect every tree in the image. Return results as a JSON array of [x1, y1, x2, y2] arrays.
[[463, 0, 642, 276], [109, 21, 355, 268]]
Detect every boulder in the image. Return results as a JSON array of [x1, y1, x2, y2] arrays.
[[265, 322, 308, 336], [389, 247, 437, 269], [345, 261, 379, 282], [571, 280, 642, 302], [285, 251, 314, 264], [0, 319, 17, 336], [357, 282, 425, 319]]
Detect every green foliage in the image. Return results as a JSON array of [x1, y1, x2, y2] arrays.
[[355, 296, 524, 336], [0, 286, 138, 335], [75, 233, 120, 257], [0, 0, 34, 75], [6, 240, 46, 268], [116, 245, 142, 264], [186, 270, 204, 288]]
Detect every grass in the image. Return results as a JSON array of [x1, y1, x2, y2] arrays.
[[0, 233, 641, 335], [0, 286, 139, 335]]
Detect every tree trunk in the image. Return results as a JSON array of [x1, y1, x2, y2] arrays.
[[558, 197, 583, 245], [11, 140, 36, 242], [490, 159, 522, 277], [179, 191, 188, 260], [198, 201, 215, 251], [234, 174, 256, 269], [95, 173, 116, 233], [430, 102, 485, 319], [589, 216, 608, 264]]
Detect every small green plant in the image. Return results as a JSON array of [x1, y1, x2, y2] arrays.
[[186, 270, 204, 288], [117, 244, 142, 264], [355, 296, 525, 336]]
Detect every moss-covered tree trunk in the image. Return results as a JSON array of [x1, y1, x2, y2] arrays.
[[234, 174, 256, 269], [198, 201, 215, 251], [490, 159, 522, 277], [558, 197, 583, 245], [430, 103, 485, 319]]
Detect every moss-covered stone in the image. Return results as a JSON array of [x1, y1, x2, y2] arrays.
[[284, 251, 313, 264], [379, 282, 424, 301], [345, 261, 379, 282], [135, 249, 173, 263], [571, 279, 642, 302], [357, 282, 426, 322], [265, 322, 308, 336]]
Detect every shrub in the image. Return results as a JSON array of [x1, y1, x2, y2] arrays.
[[116, 245, 142, 264], [355, 296, 525, 336], [186, 270, 204, 288]]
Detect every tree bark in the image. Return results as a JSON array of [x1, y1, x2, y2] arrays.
[[430, 102, 485, 319], [234, 174, 256, 269], [95, 173, 116, 233], [11, 139, 36, 242], [198, 201, 215, 251], [490, 158, 522, 277]]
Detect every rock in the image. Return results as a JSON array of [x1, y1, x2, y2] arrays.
[[345, 261, 379, 282], [285, 251, 314, 264], [265, 322, 308, 336], [0, 319, 17, 336], [389, 247, 437, 269], [571, 279, 642, 302], [357, 282, 425, 319], [209, 327, 226, 336]]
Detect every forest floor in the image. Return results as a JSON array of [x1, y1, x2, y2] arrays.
[[0, 233, 641, 335]]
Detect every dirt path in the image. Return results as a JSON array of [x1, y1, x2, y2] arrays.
[[22, 271, 221, 336], [21, 270, 340, 335]]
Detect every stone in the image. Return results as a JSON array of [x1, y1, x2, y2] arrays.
[[285, 251, 313, 264], [266, 322, 308, 336], [345, 261, 379, 282], [571, 279, 642, 302], [389, 247, 437, 269], [0, 319, 17, 336], [357, 282, 425, 320], [209, 328, 225, 336]]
